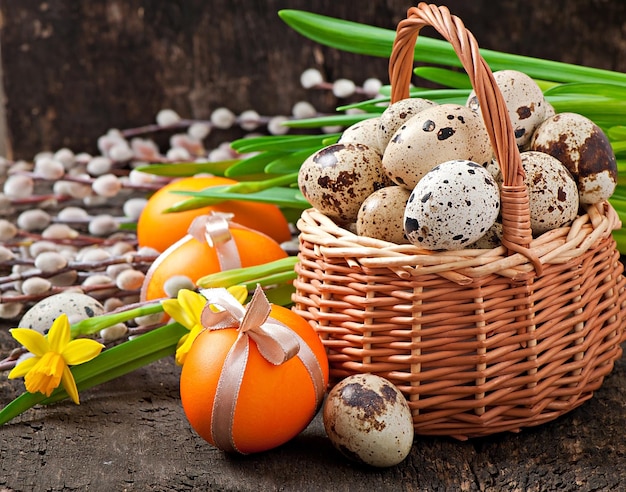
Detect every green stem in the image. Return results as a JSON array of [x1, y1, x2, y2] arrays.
[[71, 301, 165, 337], [196, 256, 299, 288], [0, 322, 187, 425]]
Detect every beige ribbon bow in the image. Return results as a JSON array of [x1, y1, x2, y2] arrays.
[[188, 212, 242, 271], [199, 285, 326, 454]]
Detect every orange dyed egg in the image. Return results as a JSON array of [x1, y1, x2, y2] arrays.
[[140, 225, 287, 301], [137, 176, 292, 253], [180, 303, 329, 454]]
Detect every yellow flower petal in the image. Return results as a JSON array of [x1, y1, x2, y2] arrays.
[[227, 285, 249, 304], [7, 356, 39, 379], [10, 328, 49, 357], [62, 338, 104, 366], [162, 298, 194, 330], [178, 290, 207, 325], [61, 365, 80, 404], [24, 352, 64, 397], [175, 324, 204, 366], [47, 314, 71, 353]]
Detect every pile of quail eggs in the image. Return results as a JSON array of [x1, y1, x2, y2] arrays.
[[297, 69, 618, 250]]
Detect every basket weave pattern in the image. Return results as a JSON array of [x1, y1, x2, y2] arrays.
[[292, 3, 626, 439]]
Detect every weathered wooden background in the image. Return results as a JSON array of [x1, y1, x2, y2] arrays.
[[0, 0, 625, 160], [1, 2, 626, 491]]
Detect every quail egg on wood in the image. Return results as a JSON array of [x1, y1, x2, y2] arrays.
[[383, 104, 493, 190], [404, 159, 501, 250], [19, 292, 105, 334], [298, 143, 392, 223], [467, 69, 547, 149], [356, 186, 412, 244], [323, 373, 414, 468], [338, 117, 384, 155], [377, 97, 437, 151], [530, 112, 617, 204]]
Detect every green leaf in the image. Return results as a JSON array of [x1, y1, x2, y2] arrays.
[[608, 126, 626, 141], [279, 10, 626, 85], [230, 133, 340, 153], [264, 149, 316, 174], [133, 160, 239, 177], [413, 66, 472, 89], [283, 114, 373, 129], [168, 186, 309, 211], [225, 151, 286, 177], [544, 82, 626, 98]]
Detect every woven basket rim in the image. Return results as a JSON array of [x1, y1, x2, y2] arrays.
[[298, 201, 621, 284]]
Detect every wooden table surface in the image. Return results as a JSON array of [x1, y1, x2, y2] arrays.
[[1, 323, 625, 492]]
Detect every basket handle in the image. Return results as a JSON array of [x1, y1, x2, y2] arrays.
[[389, 3, 541, 270]]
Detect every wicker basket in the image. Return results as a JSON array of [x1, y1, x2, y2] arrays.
[[292, 3, 626, 439]]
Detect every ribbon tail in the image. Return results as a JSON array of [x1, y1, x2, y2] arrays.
[[210, 333, 249, 454]]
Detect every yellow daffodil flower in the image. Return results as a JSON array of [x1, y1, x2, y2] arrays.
[[162, 286, 248, 366], [8, 314, 104, 404]]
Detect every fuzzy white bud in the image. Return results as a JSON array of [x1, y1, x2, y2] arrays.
[[42, 223, 79, 240], [29, 240, 57, 257], [4, 174, 34, 198], [267, 116, 290, 135], [210, 107, 237, 130], [35, 251, 68, 273], [128, 169, 160, 186], [238, 110, 261, 131], [166, 147, 191, 162], [0, 219, 18, 241], [0, 245, 15, 262], [332, 78, 356, 98], [0, 290, 23, 319], [163, 275, 194, 298], [100, 323, 128, 342], [53, 148, 76, 169], [34, 157, 65, 180], [92, 174, 122, 197], [57, 206, 89, 222], [17, 209, 51, 231], [300, 68, 323, 89], [292, 101, 317, 119], [363, 77, 383, 96], [156, 109, 181, 127], [108, 142, 134, 162], [122, 197, 147, 220], [88, 214, 119, 236], [86, 156, 113, 176], [78, 247, 111, 263], [115, 269, 145, 291], [130, 138, 161, 161], [21, 277, 53, 295], [188, 122, 211, 140]]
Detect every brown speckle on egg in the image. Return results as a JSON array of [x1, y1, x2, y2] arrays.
[[530, 112, 617, 204], [298, 143, 392, 222]]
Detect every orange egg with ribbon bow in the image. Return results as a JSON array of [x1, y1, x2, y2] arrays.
[[140, 213, 287, 302], [179, 286, 329, 454]]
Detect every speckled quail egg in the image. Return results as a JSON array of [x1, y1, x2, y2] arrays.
[[338, 117, 384, 155], [519, 151, 580, 235], [467, 221, 503, 249], [404, 159, 500, 250], [323, 373, 414, 468], [298, 143, 392, 223], [19, 292, 105, 334], [530, 112, 617, 204], [467, 70, 547, 149], [377, 97, 437, 151], [356, 186, 412, 244], [383, 104, 493, 190]]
